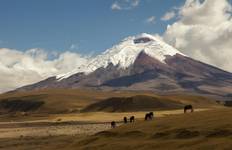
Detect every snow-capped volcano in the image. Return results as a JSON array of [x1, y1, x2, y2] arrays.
[[15, 33, 232, 99], [57, 33, 184, 80]]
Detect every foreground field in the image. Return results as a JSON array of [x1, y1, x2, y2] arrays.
[[0, 108, 232, 150], [0, 89, 229, 149], [71, 108, 232, 150]]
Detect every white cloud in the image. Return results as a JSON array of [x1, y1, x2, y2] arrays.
[[111, 2, 121, 10], [131, 0, 140, 7], [146, 16, 156, 24], [162, 0, 232, 72], [161, 11, 176, 21], [0, 48, 88, 93], [111, 0, 140, 11]]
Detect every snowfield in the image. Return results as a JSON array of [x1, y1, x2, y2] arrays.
[[57, 33, 184, 80]]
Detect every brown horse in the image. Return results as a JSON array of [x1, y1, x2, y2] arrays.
[[145, 112, 154, 120], [130, 116, 135, 123], [111, 121, 116, 128], [184, 105, 194, 113], [123, 117, 128, 123]]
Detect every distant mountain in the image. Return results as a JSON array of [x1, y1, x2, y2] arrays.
[[15, 33, 232, 98]]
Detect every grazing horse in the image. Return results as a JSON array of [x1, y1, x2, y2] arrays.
[[111, 121, 116, 128], [123, 117, 128, 123], [130, 116, 135, 123], [184, 105, 194, 113], [145, 113, 150, 120], [145, 112, 153, 121]]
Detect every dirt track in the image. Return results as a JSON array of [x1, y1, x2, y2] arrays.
[[0, 123, 112, 139]]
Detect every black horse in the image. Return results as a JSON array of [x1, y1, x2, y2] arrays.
[[145, 112, 154, 120], [130, 116, 135, 123], [184, 105, 194, 113], [111, 121, 116, 128], [123, 117, 128, 123]]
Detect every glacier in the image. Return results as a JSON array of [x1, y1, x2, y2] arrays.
[[56, 33, 184, 80]]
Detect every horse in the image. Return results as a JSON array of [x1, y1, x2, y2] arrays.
[[145, 112, 153, 121], [145, 113, 150, 120], [123, 117, 128, 123], [184, 105, 194, 113], [111, 121, 116, 128], [129, 116, 135, 123]]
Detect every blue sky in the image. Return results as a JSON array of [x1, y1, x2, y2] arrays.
[[1, 0, 232, 92], [0, 0, 183, 54]]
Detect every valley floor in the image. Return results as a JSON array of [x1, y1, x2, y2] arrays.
[[0, 108, 207, 139], [0, 108, 231, 150]]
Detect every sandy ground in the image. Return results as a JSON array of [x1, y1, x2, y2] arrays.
[[0, 123, 112, 139], [0, 108, 208, 139]]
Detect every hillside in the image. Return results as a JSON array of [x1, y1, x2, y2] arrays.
[[81, 95, 184, 112], [0, 89, 219, 115], [0, 89, 113, 114], [70, 108, 232, 150]]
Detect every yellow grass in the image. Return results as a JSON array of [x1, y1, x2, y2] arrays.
[[0, 108, 209, 139], [0, 108, 231, 150], [51, 108, 209, 122], [0, 89, 226, 150], [69, 108, 232, 150]]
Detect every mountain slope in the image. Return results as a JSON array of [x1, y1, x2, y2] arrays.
[[15, 33, 232, 98]]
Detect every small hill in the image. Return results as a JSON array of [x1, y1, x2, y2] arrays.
[[0, 98, 44, 113], [81, 95, 184, 112]]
